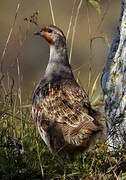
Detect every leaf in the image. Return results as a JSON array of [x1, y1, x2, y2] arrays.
[[89, 0, 101, 14]]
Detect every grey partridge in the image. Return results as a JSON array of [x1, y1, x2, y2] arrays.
[[32, 25, 103, 160]]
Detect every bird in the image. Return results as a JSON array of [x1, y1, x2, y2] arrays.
[[32, 25, 103, 161]]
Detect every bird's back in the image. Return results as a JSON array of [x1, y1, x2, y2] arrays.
[[32, 76, 103, 159]]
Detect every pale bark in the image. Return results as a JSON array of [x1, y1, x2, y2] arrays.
[[101, 0, 126, 150]]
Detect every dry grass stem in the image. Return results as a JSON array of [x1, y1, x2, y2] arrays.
[[17, 58, 23, 137], [36, 140, 44, 178], [94, 0, 110, 36], [88, 67, 92, 96], [86, 0, 110, 95], [66, 0, 77, 41], [73, 64, 85, 72], [76, 70, 81, 84], [86, 1, 91, 39], [69, 0, 83, 64], [86, 1, 92, 95], [90, 72, 100, 98], [17, 58, 22, 107], [0, 0, 23, 74], [103, 33, 110, 48], [48, 0, 56, 25]]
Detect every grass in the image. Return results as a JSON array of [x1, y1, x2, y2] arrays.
[[0, 78, 126, 180]]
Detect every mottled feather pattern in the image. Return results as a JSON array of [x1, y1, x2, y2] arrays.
[[32, 78, 102, 155], [33, 25, 103, 160]]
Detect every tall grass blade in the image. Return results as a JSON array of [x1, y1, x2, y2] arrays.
[[66, 0, 77, 41], [48, 0, 56, 25], [69, 0, 83, 64], [0, 0, 23, 74], [90, 72, 100, 98]]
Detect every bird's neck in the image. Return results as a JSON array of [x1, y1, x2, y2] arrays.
[[44, 44, 73, 80]]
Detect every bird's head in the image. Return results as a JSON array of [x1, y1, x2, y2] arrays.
[[34, 25, 66, 46]]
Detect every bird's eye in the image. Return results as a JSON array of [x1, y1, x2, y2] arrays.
[[48, 29, 52, 33]]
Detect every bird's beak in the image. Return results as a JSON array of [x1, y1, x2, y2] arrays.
[[34, 30, 43, 36]]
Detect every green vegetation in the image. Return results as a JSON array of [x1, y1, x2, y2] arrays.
[[0, 90, 126, 179]]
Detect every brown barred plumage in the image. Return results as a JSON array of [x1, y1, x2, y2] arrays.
[[32, 25, 103, 160]]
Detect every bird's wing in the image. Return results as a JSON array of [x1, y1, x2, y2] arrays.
[[32, 79, 98, 131]]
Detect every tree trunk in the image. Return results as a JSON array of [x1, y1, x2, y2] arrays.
[[101, 0, 126, 150]]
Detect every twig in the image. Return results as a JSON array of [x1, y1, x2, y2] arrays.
[[69, 0, 83, 64], [48, 0, 56, 25]]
